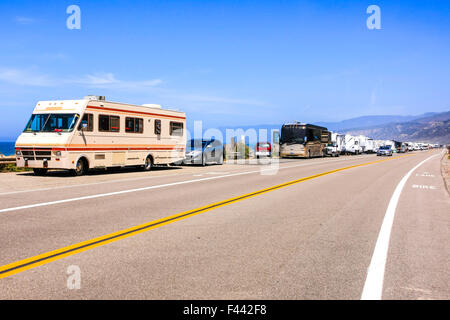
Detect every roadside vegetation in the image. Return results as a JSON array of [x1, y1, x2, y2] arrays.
[[0, 163, 32, 173], [0, 155, 31, 172]]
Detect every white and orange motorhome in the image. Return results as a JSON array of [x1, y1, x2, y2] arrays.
[[15, 96, 186, 175]]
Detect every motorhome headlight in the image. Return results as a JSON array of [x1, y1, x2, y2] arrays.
[[54, 151, 62, 157], [16, 150, 22, 156]]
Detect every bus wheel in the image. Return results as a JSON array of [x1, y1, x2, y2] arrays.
[[144, 156, 153, 171], [73, 158, 87, 176], [33, 168, 48, 176]]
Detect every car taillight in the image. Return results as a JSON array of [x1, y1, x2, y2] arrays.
[[257, 144, 271, 152]]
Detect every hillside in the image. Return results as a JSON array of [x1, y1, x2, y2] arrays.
[[313, 113, 437, 131], [343, 111, 450, 144], [200, 111, 449, 145]]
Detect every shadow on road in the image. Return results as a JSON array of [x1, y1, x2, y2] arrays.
[[15, 165, 183, 178]]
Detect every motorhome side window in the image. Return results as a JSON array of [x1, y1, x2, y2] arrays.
[[99, 115, 120, 132], [125, 117, 143, 133], [78, 113, 93, 131], [154, 119, 161, 135], [170, 122, 183, 136]]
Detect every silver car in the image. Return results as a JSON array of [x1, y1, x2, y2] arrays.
[[377, 145, 393, 156], [183, 139, 224, 165]]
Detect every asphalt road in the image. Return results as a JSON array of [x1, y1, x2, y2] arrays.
[[0, 150, 448, 299]]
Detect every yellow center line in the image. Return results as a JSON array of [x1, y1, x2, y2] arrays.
[[0, 153, 415, 279]]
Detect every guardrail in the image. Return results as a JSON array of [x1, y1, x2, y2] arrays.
[[0, 156, 16, 165]]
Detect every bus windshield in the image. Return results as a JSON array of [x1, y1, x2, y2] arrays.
[[280, 126, 306, 144], [24, 113, 79, 132]]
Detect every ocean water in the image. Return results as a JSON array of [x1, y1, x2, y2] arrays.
[[0, 142, 15, 156]]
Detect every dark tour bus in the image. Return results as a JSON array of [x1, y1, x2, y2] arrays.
[[279, 122, 330, 158]]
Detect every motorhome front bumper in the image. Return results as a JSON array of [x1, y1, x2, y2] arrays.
[[15, 148, 72, 169], [16, 157, 73, 169]]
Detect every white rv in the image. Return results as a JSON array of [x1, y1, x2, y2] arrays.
[[335, 133, 345, 154], [325, 132, 345, 156], [365, 138, 375, 153], [15, 96, 186, 175], [406, 142, 414, 151], [384, 140, 396, 152], [357, 135, 368, 153], [343, 134, 362, 155]]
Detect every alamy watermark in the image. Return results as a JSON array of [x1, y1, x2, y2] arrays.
[[67, 265, 81, 289], [65, 5, 381, 31], [366, 5, 381, 30], [66, 5, 81, 30], [167, 120, 281, 175]]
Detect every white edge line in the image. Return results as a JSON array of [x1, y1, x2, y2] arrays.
[[360, 153, 439, 300], [0, 156, 374, 213]]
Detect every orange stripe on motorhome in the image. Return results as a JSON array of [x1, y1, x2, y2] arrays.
[[66, 144, 180, 147], [57, 147, 184, 151], [17, 145, 185, 152], [16, 144, 183, 148]]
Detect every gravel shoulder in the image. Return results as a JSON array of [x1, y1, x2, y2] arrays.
[[441, 148, 450, 195]]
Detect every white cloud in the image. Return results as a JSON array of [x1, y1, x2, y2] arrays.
[[0, 68, 55, 86], [0, 68, 266, 113], [72, 72, 163, 90], [41, 53, 69, 61], [15, 16, 35, 25], [181, 94, 267, 106], [0, 68, 163, 91], [80, 73, 119, 85]]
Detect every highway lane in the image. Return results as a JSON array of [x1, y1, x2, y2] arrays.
[[0, 155, 385, 265], [0, 150, 448, 299], [0, 155, 378, 210], [0, 154, 402, 265], [0, 157, 314, 194]]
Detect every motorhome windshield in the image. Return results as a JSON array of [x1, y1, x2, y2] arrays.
[[280, 126, 306, 144], [187, 139, 210, 151], [24, 113, 79, 132]]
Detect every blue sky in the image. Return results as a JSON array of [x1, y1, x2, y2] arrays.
[[0, 0, 449, 140]]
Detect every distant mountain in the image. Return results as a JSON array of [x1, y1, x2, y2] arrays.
[[343, 111, 450, 144], [313, 113, 437, 131], [202, 111, 449, 144]]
